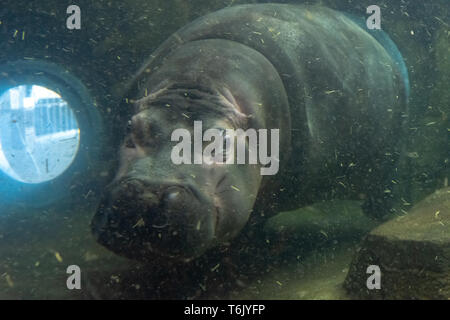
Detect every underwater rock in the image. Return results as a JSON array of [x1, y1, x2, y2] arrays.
[[263, 200, 380, 255], [344, 187, 450, 299]]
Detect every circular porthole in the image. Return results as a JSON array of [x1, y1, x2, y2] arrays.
[[0, 85, 81, 184], [0, 60, 103, 208]]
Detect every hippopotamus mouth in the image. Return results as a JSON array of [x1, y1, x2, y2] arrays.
[[91, 175, 224, 262]]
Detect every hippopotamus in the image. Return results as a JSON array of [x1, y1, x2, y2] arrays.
[[91, 4, 409, 262]]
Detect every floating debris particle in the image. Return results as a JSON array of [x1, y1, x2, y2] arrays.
[[22, 31, 25, 40], [276, 281, 283, 286], [110, 275, 120, 283], [54, 252, 63, 263], [231, 185, 240, 191], [35, 261, 40, 267], [132, 218, 145, 228], [181, 113, 190, 118], [406, 152, 419, 158], [13, 29, 18, 38], [434, 16, 449, 27], [4, 274, 14, 288], [435, 210, 441, 219], [401, 198, 411, 206], [211, 263, 220, 272]]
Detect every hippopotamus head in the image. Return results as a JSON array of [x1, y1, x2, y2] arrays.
[[91, 39, 290, 262], [92, 88, 262, 262]]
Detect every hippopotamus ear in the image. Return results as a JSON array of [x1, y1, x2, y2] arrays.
[[216, 87, 253, 128], [220, 87, 245, 116]]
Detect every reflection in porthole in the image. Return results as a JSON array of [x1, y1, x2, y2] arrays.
[[0, 85, 80, 184]]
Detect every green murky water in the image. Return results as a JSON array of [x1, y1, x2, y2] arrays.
[[0, 0, 448, 299]]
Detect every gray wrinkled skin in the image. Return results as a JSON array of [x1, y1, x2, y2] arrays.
[[91, 4, 408, 262]]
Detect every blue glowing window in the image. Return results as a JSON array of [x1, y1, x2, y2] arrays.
[[0, 85, 80, 184]]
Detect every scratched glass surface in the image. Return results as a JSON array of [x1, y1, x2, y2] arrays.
[[0, 0, 448, 300]]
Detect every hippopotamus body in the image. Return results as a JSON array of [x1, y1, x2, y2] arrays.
[[92, 4, 409, 262]]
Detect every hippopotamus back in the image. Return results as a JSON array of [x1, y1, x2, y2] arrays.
[[129, 4, 409, 212]]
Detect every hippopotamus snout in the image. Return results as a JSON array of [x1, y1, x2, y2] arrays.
[[91, 178, 217, 261]]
